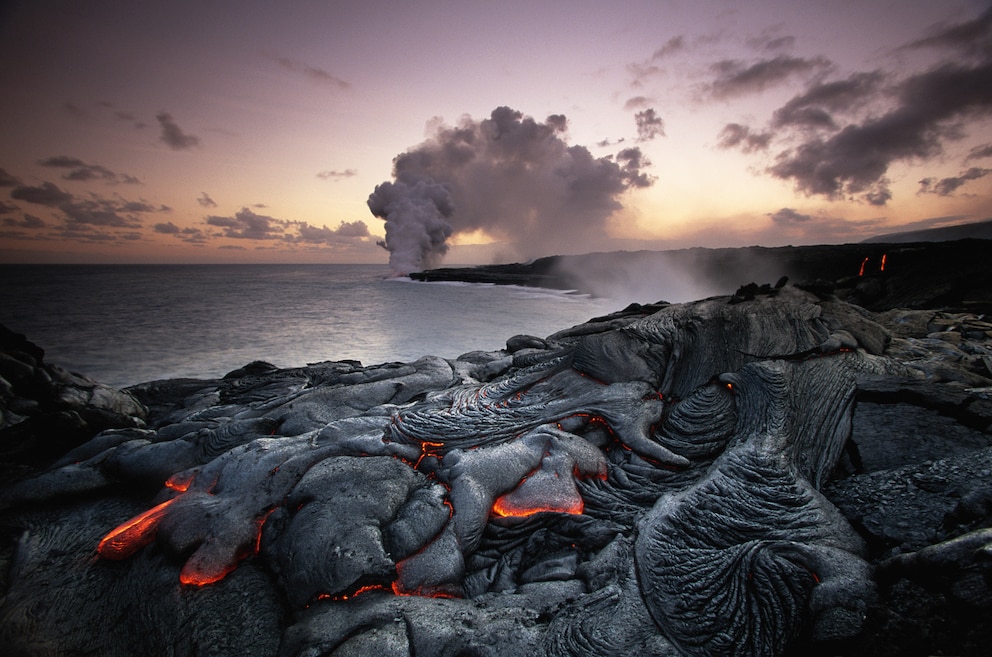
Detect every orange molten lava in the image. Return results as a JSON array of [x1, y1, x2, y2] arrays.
[[491, 494, 584, 518], [390, 580, 459, 599], [322, 583, 392, 601], [164, 471, 194, 492], [880, 253, 887, 272], [858, 256, 869, 277], [97, 496, 180, 560], [180, 561, 239, 587], [414, 440, 445, 469], [254, 508, 276, 555], [491, 467, 586, 517]]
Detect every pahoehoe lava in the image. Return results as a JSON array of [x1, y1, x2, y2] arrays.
[[2, 262, 992, 656]]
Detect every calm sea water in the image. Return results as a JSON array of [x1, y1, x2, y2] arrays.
[[0, 264, 619, 388]]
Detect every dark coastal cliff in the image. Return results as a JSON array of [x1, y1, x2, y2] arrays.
[[412, 240, 992, 312], [1, 243, 991, 657]]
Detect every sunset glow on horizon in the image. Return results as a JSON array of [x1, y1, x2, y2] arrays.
[[1, 0, 990, 265]]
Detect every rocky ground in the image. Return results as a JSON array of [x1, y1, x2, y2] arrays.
[[1, 242, 991, 656]]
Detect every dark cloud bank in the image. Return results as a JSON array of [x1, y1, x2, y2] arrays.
[[2, 173, 372, 251], [368, 106, 654, 274], [37, 156, 141, 184], [718, 7, 992, 206], [9, 182, 166, 228], [203, 207, 370, 247]]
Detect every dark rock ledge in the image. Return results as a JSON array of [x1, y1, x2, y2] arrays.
[[412, 240, 992, 313], [1, 262, 991, 656]]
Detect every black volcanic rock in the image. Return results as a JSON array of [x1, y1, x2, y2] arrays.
[[1, 270, 991, 656], [410, 257, 568, 287], [0, 324, 146, 477]]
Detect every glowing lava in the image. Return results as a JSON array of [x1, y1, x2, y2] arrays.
[[414, 440, 445, 469], [97, 496, 180, 560], [179, 560, 240, 587], [491, 493, 583, 518], [165, 471, 194, 492], [490, 465, 586, 518]]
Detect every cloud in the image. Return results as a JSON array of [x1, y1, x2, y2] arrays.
[[156, 222, 207, 244], [767, 59, 992, 203], [63, 102, 87, 118], [627, 61, 665, 88], [770, 71, 885, 130], [290, 220, 371, 244], [595, 137, 625, 148], [966, 142, 992, 161], [59, 198, 146, 228], [918, 167, 991, 196], [635, 108, 665, 141], [316, 169, 358, 180], [623, 96, 653, 111], [201, 207, 371, 246], [902, 6, 992, 58], [1, 171, 178, 244], [2, 213, 45, 228], [206, 208, 286, 240], [369, 106, 655, 273], [709, 8, 992, 205], [10, 180, 167, 229], [767, 208, 812, 225], [708, 55, 831, 99], [615, 148, 654, 187], [55, 226, 119, 242], [0, 168, 21, 187], [197, 192, 218, 208], [113, 110, 147, 129], [760, 36, 796, 52], [652, 35, 686, 60], [37, 155, 142, 184], [10, 182, 74, 206], [267, 53, 350, 89], [156, 112, 200, 150], [717, 123, 772, 153], [329, 220, 370, 238]]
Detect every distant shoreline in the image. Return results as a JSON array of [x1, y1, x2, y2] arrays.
[[411, 240, 992, 312]]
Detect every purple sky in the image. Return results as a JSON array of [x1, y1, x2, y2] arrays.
[[1, 0, 990, 264]]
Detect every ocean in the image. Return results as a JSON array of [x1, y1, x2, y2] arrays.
[[0, 264, 620, 389]]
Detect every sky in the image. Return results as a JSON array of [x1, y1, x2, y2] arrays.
[[1, 0, 990, 267]]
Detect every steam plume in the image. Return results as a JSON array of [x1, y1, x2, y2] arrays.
[[368, 106, 653, 274], [367, 178, 454, 275]]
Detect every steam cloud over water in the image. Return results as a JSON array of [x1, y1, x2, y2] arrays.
[[367, 178, 455, 275], [368, 106, 654, 274]]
